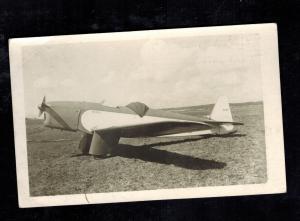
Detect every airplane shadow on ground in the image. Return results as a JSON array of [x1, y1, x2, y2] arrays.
[[74, 134, 246, 170], [112, 143, 226, 170], [135, 133, 246, 149], [110, 134, 245, 170]]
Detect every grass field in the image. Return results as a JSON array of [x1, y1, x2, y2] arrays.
[[26, 102, 267, 196]]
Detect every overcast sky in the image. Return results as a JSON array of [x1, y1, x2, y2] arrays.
[[23, 33, 262, 117]]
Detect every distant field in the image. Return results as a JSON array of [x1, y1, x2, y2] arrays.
[[26, 102, 267, 196]]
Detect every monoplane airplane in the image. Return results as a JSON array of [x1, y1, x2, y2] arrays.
[[38, 96, 243, 157]]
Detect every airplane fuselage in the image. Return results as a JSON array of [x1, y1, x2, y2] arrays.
[[43, 101, 235, 137], [38, 97, 242, 156]]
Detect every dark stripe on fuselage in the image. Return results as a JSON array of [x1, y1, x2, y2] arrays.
[[118, 121, 211, 138]]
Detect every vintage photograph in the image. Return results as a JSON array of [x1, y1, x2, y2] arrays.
[[9, 24, 286, 207]]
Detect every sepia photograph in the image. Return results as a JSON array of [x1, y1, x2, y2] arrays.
[[9, 23, 286, 207]]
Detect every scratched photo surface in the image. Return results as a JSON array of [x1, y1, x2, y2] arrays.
[[21, 33, 267, 196]]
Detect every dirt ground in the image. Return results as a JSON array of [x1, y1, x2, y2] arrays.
[[26, 102, 267, 196]]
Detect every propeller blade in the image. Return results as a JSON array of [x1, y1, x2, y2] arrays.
[[38, 96, 47, 117], [41, 96, 46, 106]]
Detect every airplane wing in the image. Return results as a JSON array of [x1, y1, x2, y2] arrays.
[[86, 98, 243, 138], [94, 121, 213, 138]]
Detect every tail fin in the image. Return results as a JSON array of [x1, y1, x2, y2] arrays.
[[210, 96, 233, 122]]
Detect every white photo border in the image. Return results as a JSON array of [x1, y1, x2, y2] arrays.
[[9, 23, 286, 208]]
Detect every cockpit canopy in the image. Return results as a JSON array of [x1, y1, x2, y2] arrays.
[[126, 102, 149, 117]]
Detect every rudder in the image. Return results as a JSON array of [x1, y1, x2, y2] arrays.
[[210, 96, 233, 122]]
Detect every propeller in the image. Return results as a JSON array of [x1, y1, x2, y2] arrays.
[[38, 96, 49, 117]]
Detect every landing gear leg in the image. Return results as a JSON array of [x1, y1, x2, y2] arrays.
[[78, 132, 120, 157], [88, 131, 120, 157]]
